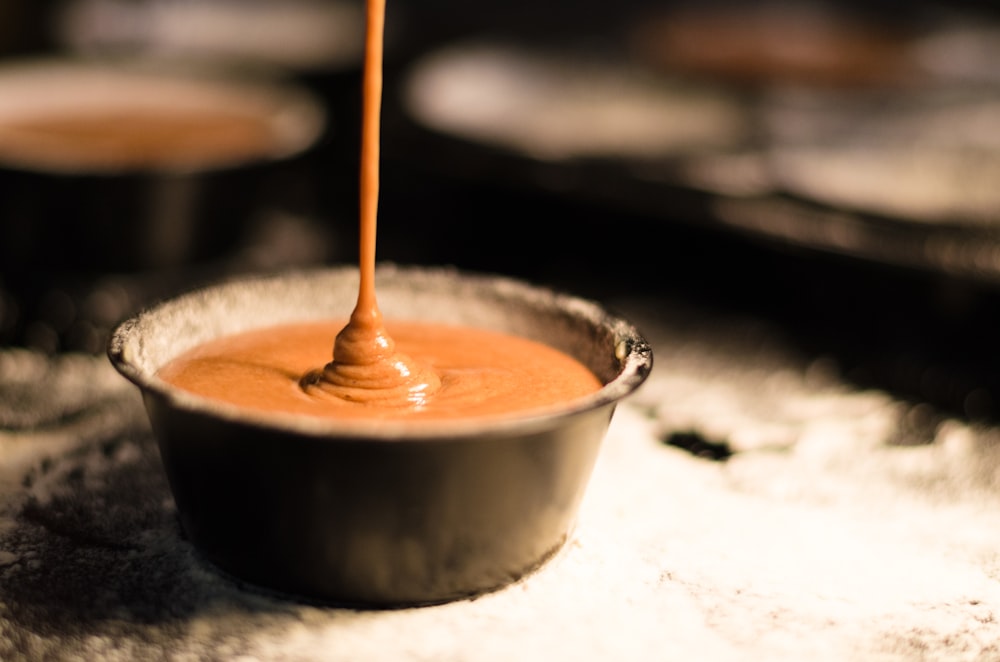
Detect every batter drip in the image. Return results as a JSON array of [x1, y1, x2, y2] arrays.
[[156, 0, 603, 419], [301, 0, 441, 407], [300, 305, 442, 406]]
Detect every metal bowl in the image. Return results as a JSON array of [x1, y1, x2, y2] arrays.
[[0, 58, 326, 276], [107, 264, 653, 606]]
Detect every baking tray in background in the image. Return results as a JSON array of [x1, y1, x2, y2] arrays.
[[389, 0, 1000, 287]]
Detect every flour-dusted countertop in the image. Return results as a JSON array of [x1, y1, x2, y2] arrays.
[[2, 292, 999, 661]]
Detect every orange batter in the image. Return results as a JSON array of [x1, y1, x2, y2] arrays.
[[158, 320, 601, 421], [157, 0, 603, 418], [304, 0, 445, 408], [0, 109, 279, 171]]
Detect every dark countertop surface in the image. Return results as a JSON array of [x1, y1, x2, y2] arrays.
[[3, 194, 1000, 657]]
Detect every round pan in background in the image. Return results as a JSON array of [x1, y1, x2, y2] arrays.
[[0, 58, 326, 277]]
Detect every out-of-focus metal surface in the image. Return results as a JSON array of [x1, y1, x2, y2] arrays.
[[53, 0, 366, 73], [392, 1, 1000, 286]]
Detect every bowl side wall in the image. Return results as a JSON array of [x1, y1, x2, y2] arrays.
[[146, 391, 615, 605]]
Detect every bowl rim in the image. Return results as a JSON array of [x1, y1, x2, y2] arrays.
[[107, 264, 654, 440]]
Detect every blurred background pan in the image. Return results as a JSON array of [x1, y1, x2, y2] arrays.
[[391, 0, 1000, 286]]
